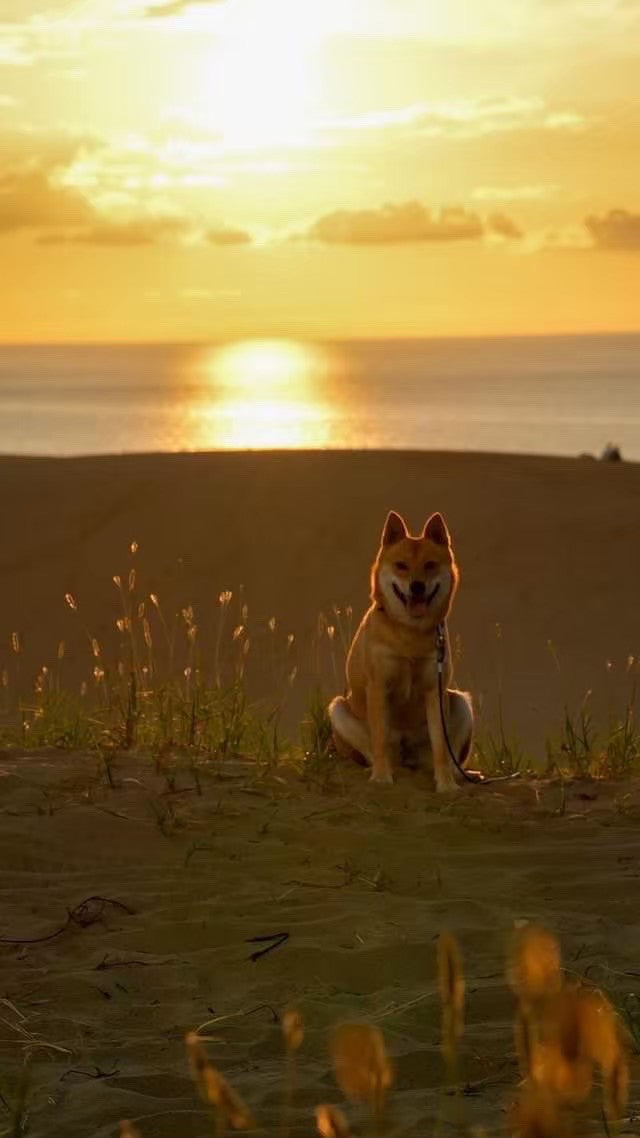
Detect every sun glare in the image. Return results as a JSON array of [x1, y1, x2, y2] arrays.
[[190, 0, 337, 149], [211, 339, 325, 392], [187, 339, 337, 449]]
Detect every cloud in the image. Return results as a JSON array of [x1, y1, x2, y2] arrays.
[[321, 96, 591, 143], [487, 212, 523, 239], [73, 215, 190, 245], [36, 212, 194, 245], [0, 126, 97, 172], [206, 224, 252, 245], [0, 128, 252, 247], [0, 32, 34, 66], [472, 184, 559, 203], [0, 168, 97, 233], [0, 1, 72, 20], [0, 128, 105, 233], [585, 208, 640, 250], [307, 202, 487, 245], [144, 0, 223, 16], [525, 224, 593, 253]]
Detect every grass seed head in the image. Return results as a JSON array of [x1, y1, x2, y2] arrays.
[[543, 986, 623, 1078], [315, 1103, 352, 1137], [282, 1008, 304, 1051], [185, 1033, 254, 1129], [330, 1023, 393, 1109], [119, 1123, 141, 1138], [508, 925, 562, 1003], [529, 1040, 592, 1104]]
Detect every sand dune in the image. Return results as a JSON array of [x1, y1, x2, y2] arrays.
[[0, 450, 638, 757]]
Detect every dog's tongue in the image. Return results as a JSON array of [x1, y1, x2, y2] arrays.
[[409, 597, 427, 614]]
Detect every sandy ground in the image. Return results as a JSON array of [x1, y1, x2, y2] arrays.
[[0, 752, 639, 1137], [0, 450, 639, 1136], [0, 450, 639, 757]]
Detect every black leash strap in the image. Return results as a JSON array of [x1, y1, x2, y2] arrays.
[[436, 623, 520, 787]]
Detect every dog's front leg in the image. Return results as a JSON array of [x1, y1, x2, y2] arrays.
[[367, 679, 393, 784], [426, 687, 458, 792]]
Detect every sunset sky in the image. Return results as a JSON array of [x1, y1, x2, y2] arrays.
[[2, 0, 640, 341]]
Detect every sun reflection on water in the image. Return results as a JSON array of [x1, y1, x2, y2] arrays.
[[186, 339, 337, 449]]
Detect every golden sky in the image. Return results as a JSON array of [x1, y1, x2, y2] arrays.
[[1, 0, 640, 340]]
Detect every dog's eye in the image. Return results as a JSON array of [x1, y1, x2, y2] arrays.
[[424, 561, 437, 572], [394, 561, 409, 572]]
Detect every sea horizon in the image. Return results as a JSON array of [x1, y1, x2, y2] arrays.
[[2, 331, 639, 460]]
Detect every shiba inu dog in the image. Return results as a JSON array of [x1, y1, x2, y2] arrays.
[[328, 510, 473, 790]]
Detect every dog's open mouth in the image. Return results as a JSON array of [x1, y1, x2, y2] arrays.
[[393, 581, 440, 614]]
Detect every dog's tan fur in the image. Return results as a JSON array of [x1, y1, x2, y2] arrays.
[[328, 510, 473, 790]]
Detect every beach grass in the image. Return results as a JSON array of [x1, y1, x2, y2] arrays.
[[2, 541, 638, 784], [100, 926, 628, 1137]]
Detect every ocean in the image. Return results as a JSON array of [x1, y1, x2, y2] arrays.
[[1, 333, 639, 459]]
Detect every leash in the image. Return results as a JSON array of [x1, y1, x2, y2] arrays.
[[436, 623, 520, 787]]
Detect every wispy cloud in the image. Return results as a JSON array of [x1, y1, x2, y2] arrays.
[[0, 31, 34, 66], [206, 225, 252, 245], [472, 184, 560, 202], [320, 96, 592, 142], [0, 1, 68, 22], [144, 0, 224, 16], [39, 214, 190, 245]]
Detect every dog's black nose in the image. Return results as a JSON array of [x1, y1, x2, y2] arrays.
[[410, 580, 426, 597]]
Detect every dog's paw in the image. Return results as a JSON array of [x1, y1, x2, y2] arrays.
[[370, 768, 394, 786], [435, 774, 459, 793]]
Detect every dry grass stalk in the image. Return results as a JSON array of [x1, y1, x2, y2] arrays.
[[281, 1008, 304, 1138], [315, 1103, 352, 1137], [512, 1085, 566, 1138], [604, 1051, 630, 1123], [330, 1023, 393, 1128], [185, 1032, 255, 1133], [515, 1005, 535, 1078], [437, 931, 465, 1081]]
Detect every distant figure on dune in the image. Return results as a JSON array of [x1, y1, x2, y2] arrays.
[[600, 442, 623, 462]]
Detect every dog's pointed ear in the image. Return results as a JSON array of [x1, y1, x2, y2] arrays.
[[381, 510, 408, 546], [423, 512, 450, 546]]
